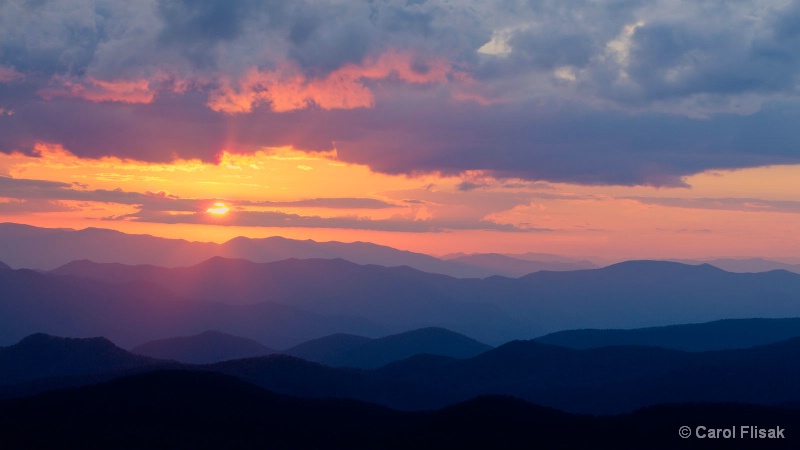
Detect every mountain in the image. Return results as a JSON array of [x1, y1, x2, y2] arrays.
[[131, 331, 277, 364], [212, 337, 800, 414], [671, 257, 800, 274], [0, 268, 384, 348], [5, 331, 800, 418], [536, 318, 800, 351], [4, 370, 798, 449], [45, 257, 800, 345], [443, 253, 597, 277], [50, 257, 518, 342], [0, 261, 10, 270], [284, 327, 492, 368], [0, 222, 489, 277], [0, 334, 156, 386]]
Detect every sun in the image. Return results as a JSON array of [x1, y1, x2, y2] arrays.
[[206, 202, 229, 215]]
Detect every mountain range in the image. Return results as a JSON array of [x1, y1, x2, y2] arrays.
[[284, 327, 492, 368], [131, 331, 277, 364], [536, 318, 800, 351], [0, 223, 592, 278], [4, 369, 798, 449], [30, 256, 800, 346], [4, 332, 800, 416]]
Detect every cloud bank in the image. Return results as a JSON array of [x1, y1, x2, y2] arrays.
[[2, 0, 800, 186]]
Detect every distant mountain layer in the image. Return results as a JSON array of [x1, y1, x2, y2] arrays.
[[0, 267, 384, 348], [132, 331, 276, 364], [41, 257, 800, 345], [443, 253, 597, 277], [4, 332, 800, 417], [0, 222, 541, 277], [536, 318, 800, 351], [672, 258, 800, 274], [4, 370, 799, 450], [284, 327, 492, 368]]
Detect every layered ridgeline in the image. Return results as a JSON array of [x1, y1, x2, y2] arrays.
[[9, 256, 797, 346], [7, 223, 800, 277], [131, 331, 278, 364], [4, 370, 799, 450], [536, 318, 800, 351], [284, 327, 492, 368], [0, 223, 594, 278], [4, 332, 800, 416]]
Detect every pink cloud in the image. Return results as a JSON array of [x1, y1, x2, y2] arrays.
[[207, 50, 456, 114], [0, 66, 23, 83], [39, 76, 158, 104]]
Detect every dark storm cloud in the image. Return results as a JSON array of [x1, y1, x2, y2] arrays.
[[2, 0, 800, 186]]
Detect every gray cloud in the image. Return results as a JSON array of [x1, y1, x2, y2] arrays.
[[0, 198, 76, 213]]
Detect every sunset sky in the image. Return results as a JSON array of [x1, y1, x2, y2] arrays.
[[1, 0, 799, 260]]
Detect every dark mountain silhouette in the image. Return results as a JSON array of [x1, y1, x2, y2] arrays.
[[0, 334, 156, 386], [285, 333, 372, 360], [536, 318, 800, 351], [207, 337, 800, 414], [4, 332, 800, 417], [445, 253, 597, 277], [131, 330, 277, 364], [285, 327, 492, 368], [0, 268, 383, 348], [2, 370, 797, 449], [49, 257, 800, 344]]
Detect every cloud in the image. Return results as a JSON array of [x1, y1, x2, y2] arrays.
[[206, 50, 455, 114], [0, 198, 76, 213], [0, 66, 23, 83], [116, 208, 542, 233], [626, 196, 800, 214], [39, 77, 158, 104], [0, 176, 198, 210], [3, 0, 800, 186], [244, 198, 397, 209]]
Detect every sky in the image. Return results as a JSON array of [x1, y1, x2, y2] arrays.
[[0, 0, 799, 260]]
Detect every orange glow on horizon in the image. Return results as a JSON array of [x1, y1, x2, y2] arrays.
[[1, 144, 799, 260], [206, 202, 230, 215]]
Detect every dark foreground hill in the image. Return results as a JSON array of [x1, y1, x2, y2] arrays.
[[284, 327, 492, 368], [0, 370, 797, 450], [4, 332, 800, 417], [132, 330, 277, 364], [210, 337, 800, 414], [536, 318, 800, 351], [0, 334, 157, 386]]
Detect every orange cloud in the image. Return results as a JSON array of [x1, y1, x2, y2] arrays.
[[207, 50, 455, 114]]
